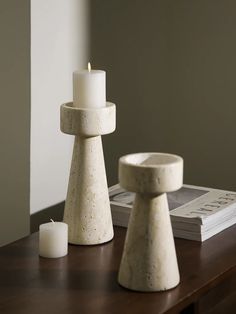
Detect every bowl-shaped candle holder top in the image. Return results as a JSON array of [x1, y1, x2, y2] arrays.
[[118, 152, 183, 292]]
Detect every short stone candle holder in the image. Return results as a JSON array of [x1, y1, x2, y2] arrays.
[[118, 152, 183, 292], [60, 102, 116, 245]]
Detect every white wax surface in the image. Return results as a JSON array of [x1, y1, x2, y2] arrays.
[[39, 222, 68, 258], [73, 69, 106, 108]]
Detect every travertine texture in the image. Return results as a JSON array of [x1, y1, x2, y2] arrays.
[[119, 153, 183, 195], [60, 102, 116, 245], [118, 153, 183, 291], [60, 102, 115, 136]]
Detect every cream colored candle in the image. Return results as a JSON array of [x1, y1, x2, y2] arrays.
[[73, 62, 106, 108], [39, 220, 68, 258]]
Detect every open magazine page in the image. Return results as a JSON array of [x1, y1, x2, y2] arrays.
[[109, 184, 208, 210], [109, 184, 236, 224], [109, 184, 236, 241], [171, 189, 236, 223], [109, 185, 134, 208]]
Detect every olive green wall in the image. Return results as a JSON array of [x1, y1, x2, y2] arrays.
[[91, 0, 236, 190], [0, 0, 30, 246]]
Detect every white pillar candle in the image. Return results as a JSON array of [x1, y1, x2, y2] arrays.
[[73, 62, 106, 108], [39, 220, 68, 258]]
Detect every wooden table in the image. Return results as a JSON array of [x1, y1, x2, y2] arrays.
[[0, 226, 236, 314]]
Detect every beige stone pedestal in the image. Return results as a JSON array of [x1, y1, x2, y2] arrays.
[[60, 102, 116, 245], [118, 152, 183, 291]]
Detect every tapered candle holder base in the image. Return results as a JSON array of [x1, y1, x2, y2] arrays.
[[60, 102, 116, 245], [118, 152, 183, 291]]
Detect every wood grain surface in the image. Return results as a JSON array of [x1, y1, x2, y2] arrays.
[[0, 226, 236, 314]]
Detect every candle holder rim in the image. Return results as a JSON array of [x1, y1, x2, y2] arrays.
[[61, 101, 115, 111], [119, 152, 183, 169]]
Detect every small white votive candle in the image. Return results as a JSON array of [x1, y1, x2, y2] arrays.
[[39, 220, 68, 258]]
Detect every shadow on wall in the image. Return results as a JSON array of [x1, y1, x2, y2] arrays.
[[90, 0, 236, 191], [30, 202, 64, 233]]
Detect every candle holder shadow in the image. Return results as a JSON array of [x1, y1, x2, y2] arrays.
[[60, 102, 116, 245]]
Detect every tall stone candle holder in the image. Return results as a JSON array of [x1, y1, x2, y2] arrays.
[[118, 152, 183, 292], [60, 102, 116, 245]]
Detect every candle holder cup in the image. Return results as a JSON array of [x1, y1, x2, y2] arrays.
[[118, 152, 183, 292], [60, 102, 116, 245]]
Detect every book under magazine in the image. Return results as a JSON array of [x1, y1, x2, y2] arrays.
[[109, 184, 236, 242]]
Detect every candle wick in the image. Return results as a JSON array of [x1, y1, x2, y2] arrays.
[[50, 219, 55, 224], [88, 62, 91, 72]]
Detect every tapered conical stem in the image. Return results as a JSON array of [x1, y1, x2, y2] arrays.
[[118, 193, 180, 291], [63, 135, 113, 245]]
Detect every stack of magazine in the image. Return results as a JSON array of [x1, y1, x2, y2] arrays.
[[109, 184, 236, 242]]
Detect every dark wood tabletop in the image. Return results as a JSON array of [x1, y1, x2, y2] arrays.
[[0, 226, 236, 314]]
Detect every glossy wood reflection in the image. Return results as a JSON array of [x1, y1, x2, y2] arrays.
[[0, 226, 236, 314]]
